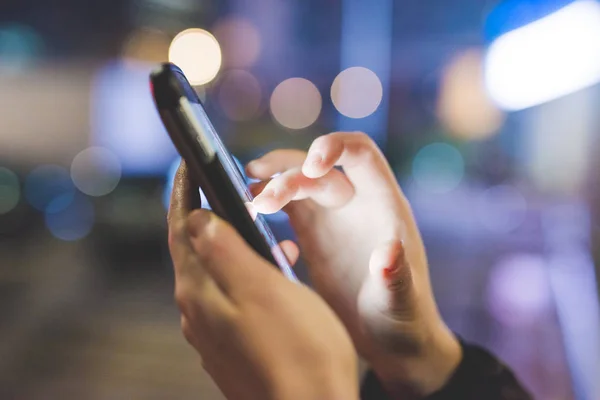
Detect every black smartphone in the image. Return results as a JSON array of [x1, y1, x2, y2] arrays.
[[151, 63, 297, 281]]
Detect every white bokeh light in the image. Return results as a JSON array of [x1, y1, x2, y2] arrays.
[[71, 147, 122, 197], [169, 28, 222, 86], [331, 67, 383, 119], [270, 78, 322, 130], [485, 0, 600, 111]]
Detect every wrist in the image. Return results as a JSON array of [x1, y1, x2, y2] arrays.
[[271, 379, 358, 400], [369, 321, 462, 399], [269, 364, 359, 400]]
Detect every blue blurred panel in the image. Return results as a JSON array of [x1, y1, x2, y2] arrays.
[[91, 61, 178, 176], [338, 0, 393, 147], [484, 0, 578, 42]]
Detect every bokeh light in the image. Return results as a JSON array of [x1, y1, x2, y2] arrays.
[[412, 143, 465, 194], [121, 28, 171, 64], [0, 24, 44, 71], [476, 184, 528, 234], [213, 17, 261, 68], [71, 147, 122, 197], [331, 67, 383, 119], [270, 78, 322, 130], [45, 194, 95, 241], [486, 254, 552, 327], [169, 28, 222, 86], [0, 167, 20, 214], [218, 70, 262, 121], [437, 49, 505, 140], [25, 165, 75, 213]]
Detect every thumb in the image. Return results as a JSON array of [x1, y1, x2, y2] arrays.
[[187, 210, 277, 292], [358, 240, 416, 321]]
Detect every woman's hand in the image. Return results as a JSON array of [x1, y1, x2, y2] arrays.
[[247, 132, 462, 397], [168, 162, 359, 400]]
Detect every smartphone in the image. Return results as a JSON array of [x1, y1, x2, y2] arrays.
[[151, 63, 297, 281]]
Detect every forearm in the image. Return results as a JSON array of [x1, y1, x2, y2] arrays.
[[268, 362, 360, 400]]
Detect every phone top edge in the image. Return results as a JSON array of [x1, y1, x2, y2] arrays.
[[150, 63, 200, 109]]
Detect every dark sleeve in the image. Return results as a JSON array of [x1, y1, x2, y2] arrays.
[[360, 339, 534, 400]]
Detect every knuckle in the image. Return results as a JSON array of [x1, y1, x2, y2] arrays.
[[353, 130, 371, 142], [168, 219, 187, 245], [193, 222, 228, 262], [181, 318, 195, 345], [167, 229, 178, 252], [281, 172, 301, 191], [353, 131, 378, 151], [174, 284, 195, 312]]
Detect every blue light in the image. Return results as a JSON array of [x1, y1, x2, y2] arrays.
[[412, 143, 465, 194], [45, 194, 95, 241], [25, 165, 75, 213], [484, 0, 576, 43], [91, 61, 178, 176]]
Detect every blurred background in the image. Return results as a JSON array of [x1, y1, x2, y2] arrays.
[[1, 0, 599, 399]]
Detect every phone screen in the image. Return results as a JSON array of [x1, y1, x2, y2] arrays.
[[183, 99, 297, 281]]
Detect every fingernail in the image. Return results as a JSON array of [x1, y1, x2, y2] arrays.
[[305, 152, 323, 167], [188, 211, 212, 238], [383, 242, 406, 277], [383, 264, 399, 276], [245, 201, 258, 221]]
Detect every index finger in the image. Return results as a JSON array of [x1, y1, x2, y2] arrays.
[[301, 132, 397, 191], [167, 160, 203, 277], [168, 160, 202, 225], [166, 162, 232, 320]]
